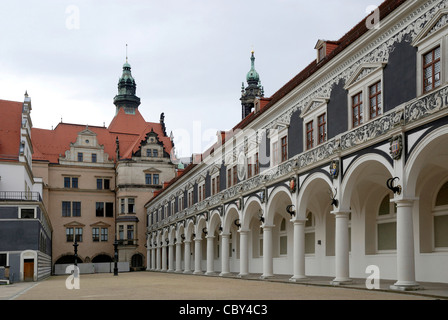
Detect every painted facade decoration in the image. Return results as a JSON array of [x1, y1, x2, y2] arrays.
[[145, 0, 448, 289]]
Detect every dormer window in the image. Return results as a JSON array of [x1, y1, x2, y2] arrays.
[[315, 40, 339, 63]]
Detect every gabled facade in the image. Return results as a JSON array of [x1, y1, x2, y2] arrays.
[[0, 94, 52, 283], [145, 0, 448, 289], [30, 60, 178, 273]]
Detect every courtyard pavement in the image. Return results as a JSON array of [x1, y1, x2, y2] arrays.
[[1, 271, 447, 301]]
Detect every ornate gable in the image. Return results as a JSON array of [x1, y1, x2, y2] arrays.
[[412, 8, 448, 47], [134, 129, 170, 158]]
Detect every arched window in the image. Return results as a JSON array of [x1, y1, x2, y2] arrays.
[[434, 181, 448, 249], [377, 194, 397, 251], [305, 211, 315, 254], [279, 218, 287, 255]]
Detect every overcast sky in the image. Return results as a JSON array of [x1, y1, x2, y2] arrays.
[[0, 0, 384, 157]]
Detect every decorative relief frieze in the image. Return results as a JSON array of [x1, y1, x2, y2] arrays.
[[147, 1, 448, 231]]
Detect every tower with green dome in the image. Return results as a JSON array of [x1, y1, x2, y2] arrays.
[[113, 56, 141, 115], [240, 50, 264, 119]]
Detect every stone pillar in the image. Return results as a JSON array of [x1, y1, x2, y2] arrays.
[[261, 225, 274, 279], [146, 246, 151, 271], [156, 244, 161, 271], [206, 236, 215, 275], [332, 211, 352, 285], [168, 242, 174, 272], [220, 233, 230, 276], [390, 199, 420, 291], [238, 230, 249, 277], [183, 240, 192, 274], [290, 219, 307, 281], [175, 241, 182, 272], [151, 246, 156, 270], [193, 238, 202, 274], [161, 243, 167, 271]]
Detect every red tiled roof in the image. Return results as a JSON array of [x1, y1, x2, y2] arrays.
[[31, 107, 173, 164], [0, 99, 23, 162]]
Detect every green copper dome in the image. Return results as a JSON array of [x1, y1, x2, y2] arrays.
[[246, 51, 260, 83]]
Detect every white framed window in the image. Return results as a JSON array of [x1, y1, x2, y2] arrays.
[[305, 211, 315, 254], [301, 98, 328, 150], [279, 218, 287, 255], [19, 206, 36, 219], [412, 8, 448, 97], [433, 180, 448, 250], [345, 63, 385, 129], [269, 126, 287, 166], [198, 178, 205, 202], [377, 194, 397, 252]]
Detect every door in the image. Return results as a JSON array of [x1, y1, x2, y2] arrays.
[[24, 259, 34, 281]]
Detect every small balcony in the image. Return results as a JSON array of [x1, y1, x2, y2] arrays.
[[117, 239, 138, 246], [0, 191, 42, 202]]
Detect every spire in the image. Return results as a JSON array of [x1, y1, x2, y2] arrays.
[[113, 47, 141, 115], [246, 50, 260, 84], [240, 50, 264, 119]]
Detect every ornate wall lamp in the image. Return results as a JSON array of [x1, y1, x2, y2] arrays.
[[286, 204, 296, 217], [386, 177, 402, 195], [234, 219, 241, 229], [329, 187, 339, 208], [258, 209, 265, 223]]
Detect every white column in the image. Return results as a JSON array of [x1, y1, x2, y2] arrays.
[[193, 238, 202, 274], [175, 241, 182, 272], [206, 236, 215, 275], [390, 199, 420, 290], [156, 245, 161, 270], [151, 246, 155, 270], [238, 230, 249, 277], [146, 246, 151, 271], [161, 244, 167, 271], [183, 240, 192, 274], [290, 219, 307, 281], [168, 242, 174, 272], [261, 225, 274, 279], [220, 233, 230, 276], [332, 211, 352, 285]]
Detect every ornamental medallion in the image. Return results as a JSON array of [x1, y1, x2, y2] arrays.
[[389, 135, 403, 160]]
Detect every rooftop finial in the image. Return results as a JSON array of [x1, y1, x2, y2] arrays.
[[126, 44, 128, 63]]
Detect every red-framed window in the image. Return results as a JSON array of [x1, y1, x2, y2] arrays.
[[369, 81, 382, 119], [306, 120, 314, 150], [317, 113, 326, 145], [423, 46, 441, 93], [352, 92, 363, 128], [281, 136, 288, 162], [255, 153, 259, 175]]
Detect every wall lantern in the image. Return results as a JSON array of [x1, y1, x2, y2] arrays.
[[234, 219, 241, 229], [286, 204, 296, 217], [329, 187, 339, 208], [386, 177, 402, 195]]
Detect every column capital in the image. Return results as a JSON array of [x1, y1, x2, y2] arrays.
[[291, 218, 307, 225], [220, 232, 231, 238], [331, 210, 351, 217], [392, 197, 419, 207]]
